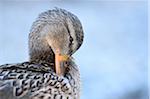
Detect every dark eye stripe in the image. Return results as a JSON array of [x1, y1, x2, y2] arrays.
[[66, 24, 74, 55]]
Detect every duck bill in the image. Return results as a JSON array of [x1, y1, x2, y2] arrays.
[[55, 52, 69, 75]]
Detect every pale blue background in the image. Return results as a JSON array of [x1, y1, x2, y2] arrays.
[[0, 1, 148, 99]]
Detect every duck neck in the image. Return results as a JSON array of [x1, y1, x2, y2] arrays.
[[29, 47, 55, 64], [28, 32, 55, 64]]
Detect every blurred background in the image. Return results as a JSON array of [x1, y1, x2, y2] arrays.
[[0, 0, 148, 99]]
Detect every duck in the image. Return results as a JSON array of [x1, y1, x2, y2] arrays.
[[0, 8, 84, 99]]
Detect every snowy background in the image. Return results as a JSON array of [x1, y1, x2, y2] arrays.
[[0, 0, 148, 99]]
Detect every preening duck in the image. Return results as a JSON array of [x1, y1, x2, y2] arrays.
[[0, 8, 84, 99]]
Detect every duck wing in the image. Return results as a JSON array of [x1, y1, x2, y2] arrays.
[[0, 62, 73, 99]]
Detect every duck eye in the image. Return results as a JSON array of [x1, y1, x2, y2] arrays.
[[70, 36, 73, 42]]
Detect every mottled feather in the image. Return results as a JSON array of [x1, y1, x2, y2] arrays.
[[0, 60, 80, 99]]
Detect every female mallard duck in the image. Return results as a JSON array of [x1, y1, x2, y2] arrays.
[[0, 8, 84, 99]]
